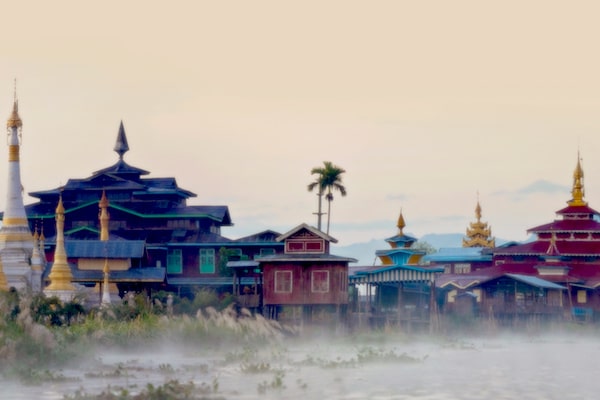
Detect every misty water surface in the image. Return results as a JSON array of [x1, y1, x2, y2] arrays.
[[1, 333, 598, 399]]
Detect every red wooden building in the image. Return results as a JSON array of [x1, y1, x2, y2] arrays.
[[431, 155, 600, 322], [259, 223, 356, 324]]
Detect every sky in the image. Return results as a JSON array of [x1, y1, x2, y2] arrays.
[[0, 1, 599, 246]]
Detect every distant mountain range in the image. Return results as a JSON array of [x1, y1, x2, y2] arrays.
[[331, 233, 513, 266]]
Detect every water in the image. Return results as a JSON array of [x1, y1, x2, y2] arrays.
[[2, 333, 599, 399]]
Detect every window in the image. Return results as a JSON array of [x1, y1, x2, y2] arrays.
[[339, 270, 347, 292], [260, 248, 275, 257], [311, 270, 329, 293], [228, 248, 242, 260], [167, 249, 182, 274], [275, 271, 292, 293], [454, 263, 471, 274], [577, 290, 587, 304], [199, 249, 215, 274], [285, 239, 325, 253]]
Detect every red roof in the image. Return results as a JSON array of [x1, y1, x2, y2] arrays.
[[527, 219, 600, 233], [495, 240, 600, 256], [555, 204, 600, 216]]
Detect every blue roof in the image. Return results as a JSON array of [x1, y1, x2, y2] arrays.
[[423, 247, 492, 263], [71, 267, 166, 282], [352, 264, 444, 276], [66, 240, 145, 258], [504, 274, 566, 290]]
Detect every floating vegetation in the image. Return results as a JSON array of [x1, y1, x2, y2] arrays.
[[355, 346, 425, 364], [257, 370, 286, 395], [65, 379, 224, 400], [240, 361, 272, 374]]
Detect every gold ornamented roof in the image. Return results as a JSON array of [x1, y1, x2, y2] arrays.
[[463, 198, 495, 248]]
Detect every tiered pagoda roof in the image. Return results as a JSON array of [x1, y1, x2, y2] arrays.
[[20, 122, 231, 244], [462, 198, 495, 248]]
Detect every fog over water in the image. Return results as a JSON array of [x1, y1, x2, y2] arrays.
[[2, 332, 599, 400]]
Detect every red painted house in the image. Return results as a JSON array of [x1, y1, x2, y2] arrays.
[[259, 223, 356, 323]]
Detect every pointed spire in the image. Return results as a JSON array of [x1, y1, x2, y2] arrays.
[[99, 190, 109, 241], [568, 152, 587, 206], [45, 195, 75, 294], [7, 79, 22, 129], [114, 121, 129, 160], [101, 258, 111, 306], [463, 196, 495, 248], [397, 209, 405, 236], [30, 225, 43, 292]]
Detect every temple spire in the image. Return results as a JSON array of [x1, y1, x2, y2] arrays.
[[44, 195, 75, 300], [0, 86, 34, 290], [396, 210, 405, 236], [463, 196, 495, 248], [99, 191, 112, 306], [114, 121, 129, 160], [99, 191, 109, 241], [568, 152, 587, 206]]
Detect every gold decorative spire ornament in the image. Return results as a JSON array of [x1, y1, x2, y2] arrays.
[[7, 80, 22, 130], [397, 210, 405, 236], [567, 152, 587, 206], [463, 195, 495, 248], [99, 190, 109, 241], [99, 191, 112, 305], [45, 195, 75, 294]]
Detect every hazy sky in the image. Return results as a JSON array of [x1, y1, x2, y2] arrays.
[[1, 1, 599, 245]]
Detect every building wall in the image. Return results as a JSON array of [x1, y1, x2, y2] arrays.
[[262, 262, 348, 306]]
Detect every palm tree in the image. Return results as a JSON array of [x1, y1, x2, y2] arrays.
[[307, 161, 347, 234], [308, 166, 326, 231]]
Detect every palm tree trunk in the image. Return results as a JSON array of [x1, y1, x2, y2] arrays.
[[317, 191, 323, 230], [326, 197, 332, 234]]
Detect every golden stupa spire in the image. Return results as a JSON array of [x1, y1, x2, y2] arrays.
[[45, 195, 75, 292], [463, 194, 495, 248], [7, 79, 22, 129], [397, 209, 405, 236], [99, 190, 109, 241], [568, 152, 587, 206]]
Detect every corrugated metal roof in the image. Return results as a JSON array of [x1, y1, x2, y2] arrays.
[[66, 240, 145, 258], [504, 273, 566, 290], [71, 267, 166, 282]]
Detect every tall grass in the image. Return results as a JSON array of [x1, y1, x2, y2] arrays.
[[0, 288, 288, 382]]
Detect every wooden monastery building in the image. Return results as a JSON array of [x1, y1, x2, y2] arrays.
[[427, 155, 600, 323], [8, 121, 283, 297]]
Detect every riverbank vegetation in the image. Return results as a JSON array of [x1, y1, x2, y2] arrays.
[[0, 288, 289, 381]]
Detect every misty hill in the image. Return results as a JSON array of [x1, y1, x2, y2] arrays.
[[331, 233, 512, 266]]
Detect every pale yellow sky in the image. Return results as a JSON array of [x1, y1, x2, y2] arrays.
[[0, 1, 599, 245]]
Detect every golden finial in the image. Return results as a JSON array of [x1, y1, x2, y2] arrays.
[[56, 195, 65, 214], [7, 79, 22, 129], [568, 152, 587, 206], [397, 209, 405, 236]]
